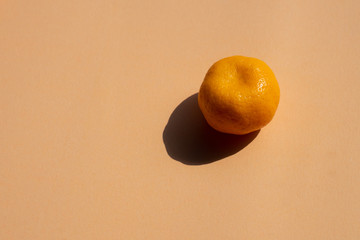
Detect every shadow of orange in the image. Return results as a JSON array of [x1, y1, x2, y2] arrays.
[[163, 93, 260, 165]]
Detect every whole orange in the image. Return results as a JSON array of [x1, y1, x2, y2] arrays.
[[198, 56, 280, 135]]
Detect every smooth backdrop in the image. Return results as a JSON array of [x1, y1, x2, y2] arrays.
[[1, 0, 360, 239]]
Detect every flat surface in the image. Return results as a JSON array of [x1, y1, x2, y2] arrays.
[[1, 0, 360, 239]]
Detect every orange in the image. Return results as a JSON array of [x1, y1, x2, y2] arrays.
[[198, 56, 280, 135]]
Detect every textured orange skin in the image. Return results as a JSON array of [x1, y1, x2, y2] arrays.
[[198, 56, 280, 135]]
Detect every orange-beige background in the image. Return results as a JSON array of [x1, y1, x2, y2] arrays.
[[1, 0, 360, 239]]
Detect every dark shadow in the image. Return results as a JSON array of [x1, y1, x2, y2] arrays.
[[163, 93, 260, 165]]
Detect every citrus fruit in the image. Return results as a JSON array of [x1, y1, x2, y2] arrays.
[[198, 56, 280, 135]]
